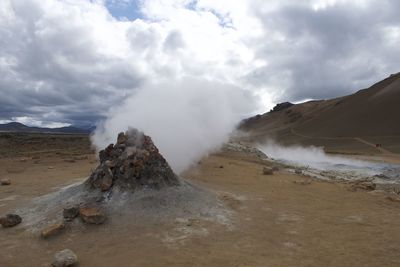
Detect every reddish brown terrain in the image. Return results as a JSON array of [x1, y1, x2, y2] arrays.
[[240, 72, 400, 156], [1, 133, 400, 266]]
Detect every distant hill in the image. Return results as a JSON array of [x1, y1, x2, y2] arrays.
[[0, 122, 93, 134], [240, 72, 400, 154]]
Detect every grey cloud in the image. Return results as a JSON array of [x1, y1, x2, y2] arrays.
[[0, 0, 144, 127], [247, 0, 400, 102]]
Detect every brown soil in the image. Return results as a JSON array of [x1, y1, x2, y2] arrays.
[[240, 73, 400, 155], [1, 134, 400, 266]]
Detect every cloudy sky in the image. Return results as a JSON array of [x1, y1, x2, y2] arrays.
[[0, 0, 399, 128]]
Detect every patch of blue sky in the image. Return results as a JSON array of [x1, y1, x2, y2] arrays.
[[105, 0, 142, 21]]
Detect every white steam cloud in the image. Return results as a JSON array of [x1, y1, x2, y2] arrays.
[[258, 141, 371, 171], [92, 77, 256, 173]]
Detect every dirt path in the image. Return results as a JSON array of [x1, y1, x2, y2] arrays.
[[354, 137, 394, 154], [291, 128, 400, 155]]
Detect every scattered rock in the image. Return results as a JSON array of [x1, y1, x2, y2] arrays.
[[0, 214, 22, 228], [63, 206, 79, 221], [350, 180, 376, 191], [262, 167, 274, 175], [73, 155, 88, 161], [272, 166, 280, 172], [86, 128, 180, 192], [64, 159, 76, 163], [41, 222, 65, 239], [52, 249, 78, 267], [0, 178, 11, 185], [48, 166, 54, 170], [79, 206, 106, 224], [219, 165, 224, 169]]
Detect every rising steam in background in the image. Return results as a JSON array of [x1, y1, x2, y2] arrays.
[[258, 141, 371, 171], [257, 141, 400, 183], [92, 77, 257, 173]]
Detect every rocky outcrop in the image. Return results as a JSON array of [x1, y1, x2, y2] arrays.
[[270, 102, 294, 112], [86, 128, 180, 192]]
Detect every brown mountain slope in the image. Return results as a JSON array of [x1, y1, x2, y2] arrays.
[[240, 72, 400, 154]]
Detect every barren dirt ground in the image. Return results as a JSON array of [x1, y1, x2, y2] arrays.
[[1, 134, 400, 266]]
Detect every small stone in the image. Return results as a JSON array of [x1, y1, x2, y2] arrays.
[[52, 249, 78, 267], [295, 169, 303, 175], [100, 168, 113, 191], [350, 181, 376, 191], [262, 167, 274, 175], [63, 206, 79, 221], [0, 214, 22, 228], [219, 165, 224, 169], [293, 179, 312, 185], [0, 178, 11, 185], [386, 195, 400, 203], [79, 207, 106, 224], [41, 222, 65, 239]]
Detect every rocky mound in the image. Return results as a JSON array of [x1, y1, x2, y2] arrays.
[[270, 102, 294, 112], [86, 128, 180, 192]]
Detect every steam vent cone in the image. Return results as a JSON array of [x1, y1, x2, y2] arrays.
[[86, 128, 180, 192]]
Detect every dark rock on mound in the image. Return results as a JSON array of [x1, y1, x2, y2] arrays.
[[270, 102, 294, 112], [86, 128, 180, 192], [63, 206, 79, 221]]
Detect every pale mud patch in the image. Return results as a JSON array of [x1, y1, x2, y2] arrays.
[[276, 213, 304, 224], [162, 218, 210, 248], [0, 195, 19, 202], [218, 191, 246, 211]]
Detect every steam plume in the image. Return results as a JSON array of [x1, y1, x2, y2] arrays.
[[92, 77, 256, 173]]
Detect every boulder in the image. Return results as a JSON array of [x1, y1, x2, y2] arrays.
[[0, 214, 22, 228], [52, 249, 78, 267], [41, 222, 65, 238], [262, 167, 274, 175], [63, 206, 79, 221], [79, 207, 106, 224], [0, 178, 11, 185]]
